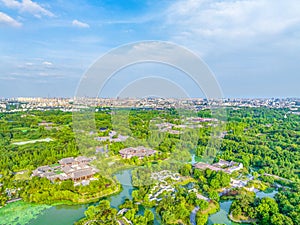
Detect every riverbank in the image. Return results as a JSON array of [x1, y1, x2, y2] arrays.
[[228, 213, 256, 224], [0, 174, 122, 213], [208, 189, 279, 225]]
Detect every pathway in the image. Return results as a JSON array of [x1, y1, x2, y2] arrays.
[[13, 138, 53, 145], [6, 198, 22, 204], [264, 173, 292, 183], [190, 206, 199, 225]]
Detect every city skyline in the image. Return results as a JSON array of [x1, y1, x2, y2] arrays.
[[1, 0, 300, 98]]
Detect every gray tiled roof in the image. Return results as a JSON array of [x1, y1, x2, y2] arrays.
[[61, 166, 73, 174], [37, 165, 52, 172], [119, 146, 156, 158], [70, 169, 94, 179], [59, 157, 75, 164], [75, 156, 91, 163]]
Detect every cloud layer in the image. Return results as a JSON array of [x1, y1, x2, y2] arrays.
[[167, 0, 300, 40], [1, 0, 54, 18], [0, 11, 21, 27], [1, 0, 300, 97]]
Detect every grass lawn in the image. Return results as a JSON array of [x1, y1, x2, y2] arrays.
[[199, 201, 219, 215], [50, 163, 61, 168], [15, 170, 31, 180]]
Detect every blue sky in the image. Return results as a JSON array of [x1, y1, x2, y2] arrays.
[[0, 0, 300, 98]]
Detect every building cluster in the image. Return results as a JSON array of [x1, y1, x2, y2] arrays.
[[153, 117, 219, 134], [119, 146, 157, 159], [1, 97, 299, 113], [0, 98, 74, 112], [32, 156, 99, 185], [193, 159, 243, 174], [185, 117, 220, 128], [38, 121, 55, 130], [154, 122, 182, 134], [186, 117, 218, 123], [96, 130, 129, 142]]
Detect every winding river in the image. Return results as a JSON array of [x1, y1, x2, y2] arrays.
[[0, 167, 278, 225]]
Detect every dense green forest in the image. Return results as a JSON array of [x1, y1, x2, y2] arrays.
[[2, 108, 298, 180], [0, 107, 299, 224], [219, 108, 299, 180], [229, 188, 299, 225]]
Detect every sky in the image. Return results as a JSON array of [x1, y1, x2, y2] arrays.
[[0, 0, 300, 98]]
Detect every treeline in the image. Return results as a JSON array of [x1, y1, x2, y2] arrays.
[[194, 107, 300, 180], [21, 175, 117, 204], [230, 188, 299, 225]]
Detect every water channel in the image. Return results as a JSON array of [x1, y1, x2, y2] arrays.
[[0, 169, 161, 225], [27, 169, 135, 225], [207, 190, 278, 225], [0, 167, 278, 225]]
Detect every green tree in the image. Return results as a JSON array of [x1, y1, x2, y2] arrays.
[[270, 213, 293, 225]]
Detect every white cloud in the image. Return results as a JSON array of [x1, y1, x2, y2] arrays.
[[0, 12, 22, 27], [42, 61, 53, 66], [1, 0, 54, 18], [166, 0, 300, 39], [72, 19, 90, 28]]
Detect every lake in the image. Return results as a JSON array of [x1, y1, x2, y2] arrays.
[[27, 169, 134, 225], [0, 166, 279, 225], [0, 170, 131, 225], [0, 169, 159, 225]]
